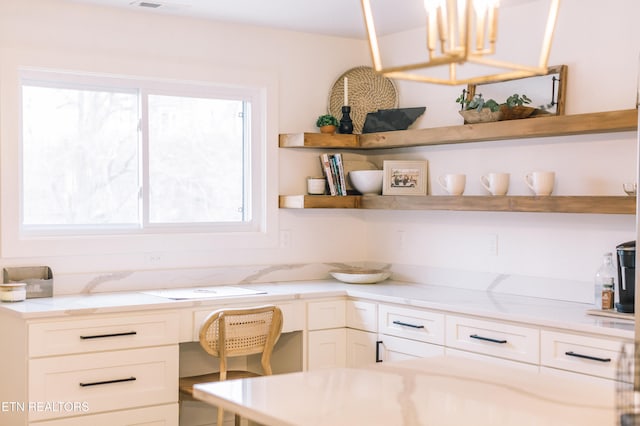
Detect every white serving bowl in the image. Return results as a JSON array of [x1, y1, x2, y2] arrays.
[[348, 170, 383, 195]]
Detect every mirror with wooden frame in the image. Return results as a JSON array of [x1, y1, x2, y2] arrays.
[[465, 65, 567, 116]]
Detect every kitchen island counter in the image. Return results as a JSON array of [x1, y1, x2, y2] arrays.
[[193, 355, 616, 426]]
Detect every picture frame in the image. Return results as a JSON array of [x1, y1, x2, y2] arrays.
[[382, 160, 428, 196]]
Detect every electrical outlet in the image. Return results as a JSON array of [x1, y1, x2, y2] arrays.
[[486, 234, 498, 256], [145, 253, 163, 264], [279, 230, 292, 248]]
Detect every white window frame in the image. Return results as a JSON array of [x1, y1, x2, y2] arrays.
[[1, 64, 278, 258]]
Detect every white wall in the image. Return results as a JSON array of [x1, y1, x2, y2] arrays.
[[0, 0, 370, 276], [0, 0, 637, 296], [364, 0, 639, 284]]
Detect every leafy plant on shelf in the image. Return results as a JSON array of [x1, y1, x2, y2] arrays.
[[455, 92, 500, 112], [503, 93, 532, 108], [316, 114, 339, 127]]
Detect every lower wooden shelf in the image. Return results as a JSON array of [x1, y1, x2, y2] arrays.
[[279, 195, 636, 214]]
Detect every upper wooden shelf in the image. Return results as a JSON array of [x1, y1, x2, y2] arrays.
[[279, 109, 638, 150], [279, 195, 636, 215]]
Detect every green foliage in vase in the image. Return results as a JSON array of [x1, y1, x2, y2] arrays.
[[503, 93, 532, 108], [316, 114, 339, 127], [456, 92, 500, 112]]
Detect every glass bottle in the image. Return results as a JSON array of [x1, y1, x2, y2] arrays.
[[594, 252, 616, 309]]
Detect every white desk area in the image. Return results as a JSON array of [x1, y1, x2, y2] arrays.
[[0, 279, 633, 425]]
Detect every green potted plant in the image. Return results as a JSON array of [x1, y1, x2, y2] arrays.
[[456, 93, 502, 124], [499, 93, 536, 120], [316, 114, 339, 134]]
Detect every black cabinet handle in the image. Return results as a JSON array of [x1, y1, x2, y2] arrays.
[[79, 376, 136, 387], [80, 331, 137, 340], [376, 340, 383, 363], [392, 320, 424, 329], [565, 351, 611, 363], [469, 334, 507, 344]]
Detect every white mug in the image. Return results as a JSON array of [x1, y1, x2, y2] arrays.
[[481, 173, 510, 196], [438, 174, 466, 195], [525, 171, 555, 196], [307, 177, 326, 195]]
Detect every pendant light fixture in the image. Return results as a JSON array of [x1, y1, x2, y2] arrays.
[[361, 0, 561, 85]]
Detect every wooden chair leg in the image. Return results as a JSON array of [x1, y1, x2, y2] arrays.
[[234, 413, 241, 426], [217, 406, 224, 426]]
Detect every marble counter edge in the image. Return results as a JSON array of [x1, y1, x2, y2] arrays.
[[0, 280, 633, 340]]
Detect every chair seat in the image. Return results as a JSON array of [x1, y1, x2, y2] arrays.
[[179, 370, 263, 398]]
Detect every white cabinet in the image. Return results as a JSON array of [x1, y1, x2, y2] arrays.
[[446, 315, 539, 365], [376, 303, 445, 363], [308, 328, 347, 369], [540, 330, 633, 380], [345, 300, 378, 367], [307, 299, 347, 370], [21, 311, 180, 425], [378, 304, 445, 345], [346, 328, 378, 367], [346, 300, 377, 332], [377, 334, 444, 362], [32, 404, 178, 426], [28, 312, 179, 357]]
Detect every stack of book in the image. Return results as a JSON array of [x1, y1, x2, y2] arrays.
[[319, 153, 347, 196]]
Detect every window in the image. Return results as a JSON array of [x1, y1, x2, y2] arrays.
[[20, 71, 259, 235]]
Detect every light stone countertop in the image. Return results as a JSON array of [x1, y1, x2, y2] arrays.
[[193, 355, 616, 426], [0, 279, 634, 340]]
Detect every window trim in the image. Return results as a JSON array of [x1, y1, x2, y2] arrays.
[[1, 63, 278, 258]]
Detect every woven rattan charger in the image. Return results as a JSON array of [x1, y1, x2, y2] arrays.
[[328, 66, 398, 134]]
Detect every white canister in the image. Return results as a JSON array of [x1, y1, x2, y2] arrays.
[[307, 177, 327, 195], [0, 283, 27, 302]]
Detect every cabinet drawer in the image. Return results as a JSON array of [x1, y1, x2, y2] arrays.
[[28, 346, 178, 421], [346, 300, 377, 332], [307, 299, 346, 330], [29, 312, 180, 357], [378, 304, 444, 344], [446, 315, 539, 364], [540, 330, 633, 380], [378, 334, 444, 362], [31, 403, 178, 425], [192, 301, 304, 339]]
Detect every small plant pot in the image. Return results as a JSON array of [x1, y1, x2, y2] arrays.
[[459, 108, 502, 124], [319, 125, 337, 134], [499, 105, 536, 120]]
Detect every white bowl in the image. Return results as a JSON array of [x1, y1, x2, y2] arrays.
[[348, 170, 383, 195], [330, 269, 391, 284]]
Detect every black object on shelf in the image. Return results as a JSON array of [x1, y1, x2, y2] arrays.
[[362, 107, 426, 133], [339, 106, 354, 134]]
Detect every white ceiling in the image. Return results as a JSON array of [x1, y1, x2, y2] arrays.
[[68, 0, 427, 39]]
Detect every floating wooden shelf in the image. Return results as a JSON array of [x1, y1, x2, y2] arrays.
[[279, 109, 638, 150], [279, 195, 361, 209], [279, 108, 638, 214], [279, 195, 636, 215]]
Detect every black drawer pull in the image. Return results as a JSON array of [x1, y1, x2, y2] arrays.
[[80, 331, 137, 340], [565, 351, 611, 363], [392, 320, 424, 329], [376, 340, 383, 363], [469, 334, 507, 344], [79, 376, 136, 387]]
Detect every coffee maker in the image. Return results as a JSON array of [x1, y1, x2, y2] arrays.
[[615, 241, 636, 313]]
